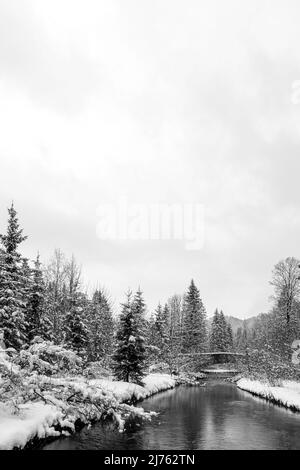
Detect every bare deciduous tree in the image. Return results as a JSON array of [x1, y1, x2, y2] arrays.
[[43, 249, 68, 342], [44, 249, 67, 302], [66, 255, 82, 299], [270, 257, 300, 324]]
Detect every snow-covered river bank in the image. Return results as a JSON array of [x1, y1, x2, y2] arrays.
[[237, 378, 300, 412], [0, 374, 176, 450], [43, 382, 300, 450], [2, 368, 300, 450]]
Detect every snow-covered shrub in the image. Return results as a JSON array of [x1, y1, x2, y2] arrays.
[[83, 361, 112, 379], [18, 339, 82, 376], [149, 362, 170, 374], [247, 348, 300, 385], [0, 348, 26, 407], [0, 352, 12, 377], [0, 345, 19, 378]]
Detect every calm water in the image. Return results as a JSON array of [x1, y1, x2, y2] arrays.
[[43, 383, 300, 450]]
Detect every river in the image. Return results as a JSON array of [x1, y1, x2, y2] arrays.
[[42, 382, 300, 450]]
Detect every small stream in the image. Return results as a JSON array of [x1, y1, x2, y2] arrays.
[[43, 382, 300, 450]]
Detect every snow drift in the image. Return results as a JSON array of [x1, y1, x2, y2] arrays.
[[237, 378, 300, 411]]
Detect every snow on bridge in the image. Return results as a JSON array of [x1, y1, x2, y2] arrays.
[[179, 352, 247, 357]]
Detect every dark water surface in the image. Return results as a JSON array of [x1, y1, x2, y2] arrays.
[[43, 383, 300, 450]]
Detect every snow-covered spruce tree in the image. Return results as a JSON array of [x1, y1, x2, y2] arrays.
[[64, 292, 88, 357], [113, 290, 146, 385], [182, 280, 207, 354], [209, 309, 232, 362], [210, 310, 231, 350], [87, 289, 114, 362], [0, 204, 28, 350], [209, 309, 222, 351], [20, 258, 32, 312], [26, 254, 51, 342], [147, 312, 157, 346], [64, 256, 88, 356], [131, 288, 147, 379], [226, 322, 234, 351], [132, 287, 147, 332], [219, 310, 232, 352]]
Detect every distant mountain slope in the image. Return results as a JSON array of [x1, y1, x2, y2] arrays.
[[225, 315, 259, 334], [207, 313, 262, 334]]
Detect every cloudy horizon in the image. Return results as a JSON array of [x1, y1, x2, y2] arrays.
[[1, 0, 300, 318]]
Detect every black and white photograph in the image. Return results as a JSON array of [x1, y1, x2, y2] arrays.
[[1, 0, 300, 454]]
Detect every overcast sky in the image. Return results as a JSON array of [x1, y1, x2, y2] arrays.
[[1, 0, 300, 318]]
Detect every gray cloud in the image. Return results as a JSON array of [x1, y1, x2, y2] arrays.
[[0, 0, 100, 113], [1, 0, 300, 317]]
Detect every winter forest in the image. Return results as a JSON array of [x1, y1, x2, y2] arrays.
[[1, 204, 300, 450], [1, 203, 300, 377], [0, 204, 230, 376]]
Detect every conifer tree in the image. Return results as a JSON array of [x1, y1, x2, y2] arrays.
[[131, 288, 147, 375], [210, 309, 222, 351], [0, 204, 28, 349], [64, 292, 88, 356], [218, 310, 229, 350], [226, 323, 234, 351], [132, 287, 147, 333], [20, 258, 32, 306], [210, 309, 233, 361], [154, 303, 164, 338], [147, 312, 157, 346], [183, 280, 207, 354], [64, 256, 88, 356], [87, 289, 114, 362], [26, 254, 51, 341], [113, 290, 146, 385]]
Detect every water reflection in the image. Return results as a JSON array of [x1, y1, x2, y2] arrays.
[[43, 383, 300, 450]]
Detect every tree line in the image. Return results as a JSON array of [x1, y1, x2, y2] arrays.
[[3, 204, 297, 384], [0, 204, 114, 363]]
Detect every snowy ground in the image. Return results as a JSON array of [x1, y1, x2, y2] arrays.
[[237, 378, 300, 411], [90, 373, 176, 403], [202, 369, 239, 373], [0, 374, 176, 450], [0, 403, 64, 451]]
